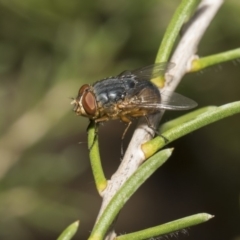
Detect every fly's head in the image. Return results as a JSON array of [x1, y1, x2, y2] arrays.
[[71, 84, 98, 119]]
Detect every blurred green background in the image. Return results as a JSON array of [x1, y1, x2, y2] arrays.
[[0, 0, 239, 239]]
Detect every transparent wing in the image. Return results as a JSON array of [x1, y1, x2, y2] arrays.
[[119, 62, 175, 79], [121, 91, 197, 111], [157, 91, 197, 110]]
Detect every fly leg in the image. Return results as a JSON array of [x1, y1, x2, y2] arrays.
[[87, 116, 110, 151], [87, 120, 99, 151], [144, 115, 169, 144], [119, 114, 134, 159], [121, 121, 132, 159]]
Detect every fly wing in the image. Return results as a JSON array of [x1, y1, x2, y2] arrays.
[[120, 91, 197, 111], [150, 92, 197, 110], [119, 62, 175, 79]]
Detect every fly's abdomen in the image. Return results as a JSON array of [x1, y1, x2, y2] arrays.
[[126, 80, 161, 105]]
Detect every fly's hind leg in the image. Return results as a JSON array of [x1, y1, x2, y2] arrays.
[[144, 115, 169, 144], [120, 115, 133, 159], [121, 121, 132, 158]]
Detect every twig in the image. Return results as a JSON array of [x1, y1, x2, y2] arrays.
[[95, 0, 224, 239]]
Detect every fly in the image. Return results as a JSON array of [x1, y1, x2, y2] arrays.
[[71, 63, 197, 152]]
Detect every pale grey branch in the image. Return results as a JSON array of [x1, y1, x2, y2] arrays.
[[95, 0, 224, 239]]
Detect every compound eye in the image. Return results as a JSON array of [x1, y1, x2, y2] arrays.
[[78, 84, 90, 96], [82, 91, 97, 116]]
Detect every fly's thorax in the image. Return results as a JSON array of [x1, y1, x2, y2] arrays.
[[92, 76, 137, 107], [72, 84, 99, 119]]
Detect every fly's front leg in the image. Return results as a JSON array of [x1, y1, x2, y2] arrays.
[[87, 120, 99, 151], [88, 116, 110, 151]]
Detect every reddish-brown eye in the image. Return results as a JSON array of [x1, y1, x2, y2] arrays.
[[78, 84, 90, 96], [82, 91, 97, 116]]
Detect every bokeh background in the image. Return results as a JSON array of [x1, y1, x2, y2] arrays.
[[0, 0, 239, 239]]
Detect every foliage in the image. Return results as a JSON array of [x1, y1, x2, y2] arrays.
[[0, 0, 240, 239]]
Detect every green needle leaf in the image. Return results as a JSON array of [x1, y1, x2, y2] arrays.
[[191, 48, 240, 72], [116, 213, 214, 240], [88, 121, 107, 194], [89, 148, 173, 239], [156, 0, 201, 63], [57, 221, 79, 240], [142, 101, 240, 158]]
